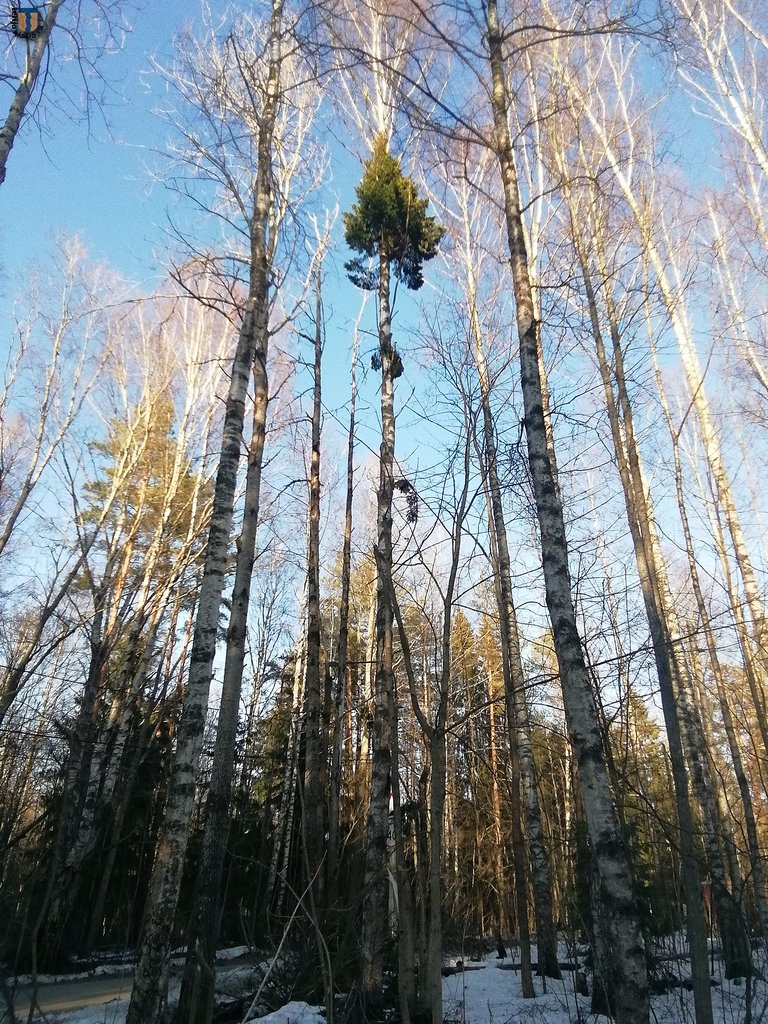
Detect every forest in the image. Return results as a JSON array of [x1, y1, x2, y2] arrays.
[[1, 0, 767, 1023]]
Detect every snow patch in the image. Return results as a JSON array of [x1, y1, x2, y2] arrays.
[[218, 944, 252, 960], [247, 999, 325, 1024]]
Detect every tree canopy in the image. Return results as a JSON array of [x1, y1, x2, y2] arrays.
[[343, 134, 444, 291]]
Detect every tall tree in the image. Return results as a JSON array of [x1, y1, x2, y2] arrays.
[[552, 135, 714, 1018], [301, 246, 328, 905], [437, 141, 560, 983], [343, 133, 443, 1011], [127, 3, 291, 1020], [481, 4, 649, 1019], [327, 302, 362, 905]]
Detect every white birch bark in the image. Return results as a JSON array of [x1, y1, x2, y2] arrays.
[[668, 416, 768, 936], [458, 170, 558, 982], [265, 637, 305, 913], [575, 50, 768, 698], [302, 264, 325, 901], [176, 321, 271, 1024], [328, 309, 360, 905], [556, 164, 715, 1020], [126, 6, 285, 1019], [484, 5, 648, 1019]]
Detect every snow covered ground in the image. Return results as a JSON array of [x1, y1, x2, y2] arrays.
[[441, 946, 768, 1024], [6, 945, 767, 1023]]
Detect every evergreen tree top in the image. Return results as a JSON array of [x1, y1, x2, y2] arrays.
[[343, 135, 444, 291]]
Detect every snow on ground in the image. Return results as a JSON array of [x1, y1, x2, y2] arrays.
[[248, 1001, 326, 1024], [444, 953, 587, 1024], [443, 948, 768, 1024], [11, 944, 768, 1023], [218, 946, 253, 961]]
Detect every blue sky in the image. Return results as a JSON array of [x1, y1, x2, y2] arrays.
[[0, 3, 198, 291], [0, 2, 377, 429]]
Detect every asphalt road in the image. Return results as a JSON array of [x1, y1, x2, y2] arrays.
[[2, 957, 254, 1022], [3, 970, 134, 1020]]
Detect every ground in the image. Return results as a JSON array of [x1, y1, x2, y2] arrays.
[[2, 942, 765, 1023]]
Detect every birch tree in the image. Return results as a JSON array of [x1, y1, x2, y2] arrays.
[[479, 6, 649, 1018], [326, 301, 363, 905], [391, 1, 650, 1012], [0, 240, 119, 727], [175, 27, 321, 1022], [572, 36, 768, 731], [391, 423, 475, 1024], [555, 33, 757, 982], [432, 140, 560, 984], [127, 3, 295, 1019], [40, 287, 225, 965], [547, 112, 717, 1013]]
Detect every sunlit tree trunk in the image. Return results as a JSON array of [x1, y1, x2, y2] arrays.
[[176, 325, 270, 1024], [579, 52, 768, 714], [0, 0, 64, 186], [302, 264, 326, 902], [485, 5, 648, 1019], [647, 327, 760, 970], [455, 153, 557, 984], [360, 250, 395, 1010], [669, 410, 768, 935], [560, 170, 713, 1021], [127, 5, 284, 1019]]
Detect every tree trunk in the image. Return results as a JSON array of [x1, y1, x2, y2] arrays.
[[33, 586, 109, 968], [671, 419, 768, 935], [465, 179, 557, 984], [643, 315, 754, 980], [176, 317, 271, 1024], [425, 719, 447, 1024], [485, 5, 648, 1020], [486, 664, 508, 934], [265, 645, 303, 913], [47, 608, 163, 958], [302, 268, 325, 901], [390, 668, 416, 1024], [359, 250, 395, 1012], [327, 326, 357, 908], [562, 174, 714, 1021], [126, 5, 284, 1019], [585, 97, 768, 721], [85, 687, 166, 953]]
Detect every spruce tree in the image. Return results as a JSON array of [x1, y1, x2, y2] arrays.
[[344, 135, 444, 293], [344, 136, 443, 1012]]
